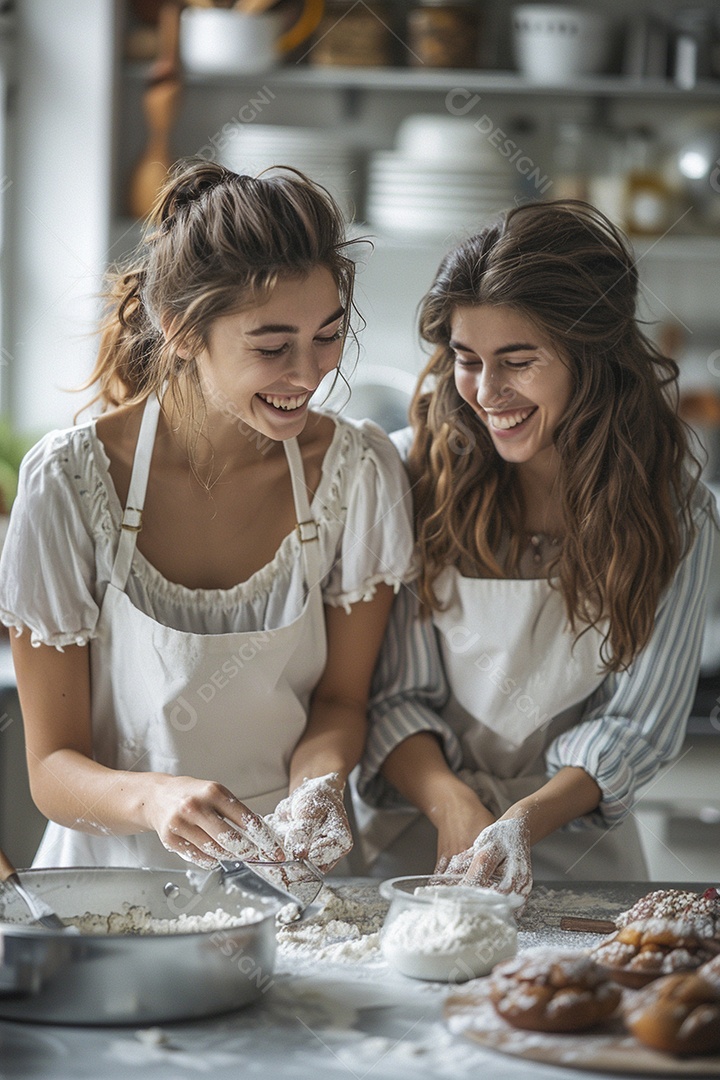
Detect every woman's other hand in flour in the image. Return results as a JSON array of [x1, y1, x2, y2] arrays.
[[460, 816, 533, 901], [433, 785, 496, 874], [148, 776, 286, 869], [266, 772, 352, 873]]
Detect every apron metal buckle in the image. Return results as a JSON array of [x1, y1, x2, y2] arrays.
[[121, 507, 143, 532], [296, 519, 318, 543]]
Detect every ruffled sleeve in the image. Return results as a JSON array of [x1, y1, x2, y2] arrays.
[[0, 430, 100, 648], [322, 419, 416, 610]]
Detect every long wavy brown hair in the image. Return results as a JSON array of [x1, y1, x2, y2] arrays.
[[408, 200, 701, 672], [83, 158, 360, 439]]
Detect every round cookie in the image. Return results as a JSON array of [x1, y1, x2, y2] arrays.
[[591, 918, 718, 988], [489, 948, 621, 1033], [624, 971, 720, 1056]]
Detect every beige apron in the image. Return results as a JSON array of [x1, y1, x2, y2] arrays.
[[34, 393, 326, 869], [366, 566, 648, 881]]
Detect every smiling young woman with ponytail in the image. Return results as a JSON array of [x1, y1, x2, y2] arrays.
[[0, 159, 415, 874]]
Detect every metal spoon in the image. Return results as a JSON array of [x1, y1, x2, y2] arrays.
[[0, 846, 68, 931]]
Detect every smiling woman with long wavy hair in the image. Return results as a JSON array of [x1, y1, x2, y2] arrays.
[[359, 200, 717, 895], [410, 201, 699, 673]]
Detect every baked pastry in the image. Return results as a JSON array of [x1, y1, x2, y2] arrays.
[[489, 948, 621, 1032], [591, 918, 718, 988], [615, 888, 719, 939], [697, 953, 720, 990], [624, 971, 720, 1056]]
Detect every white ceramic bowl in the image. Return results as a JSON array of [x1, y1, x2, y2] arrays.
[[511, 5, 612, 83]]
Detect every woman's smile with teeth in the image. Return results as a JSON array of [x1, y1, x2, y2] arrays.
[[258, 392, 310, 412], [486, 406, 536, 431]]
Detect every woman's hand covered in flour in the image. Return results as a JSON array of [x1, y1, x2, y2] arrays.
[[456, 817, 533, 901], [265, 772, 352, 873], [148, 776, 285, 870]]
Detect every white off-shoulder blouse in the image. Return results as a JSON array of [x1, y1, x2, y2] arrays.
[[0, 412, 415, 649]]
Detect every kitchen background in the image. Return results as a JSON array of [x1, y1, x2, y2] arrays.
[[0, 0, 719, 876]]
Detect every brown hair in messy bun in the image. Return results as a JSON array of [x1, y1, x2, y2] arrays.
[[85, 158, 358, 421]]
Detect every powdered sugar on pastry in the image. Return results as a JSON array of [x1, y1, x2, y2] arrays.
[[615, 889, 720, 938]]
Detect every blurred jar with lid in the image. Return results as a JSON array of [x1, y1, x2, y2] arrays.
[[622, 127, 674, 237], [548, 119, 637, 230], [308, 0, 396, 66], [407, 0, 481, 69], [586, 125, 626, 227], [551, 118, 591, 201]]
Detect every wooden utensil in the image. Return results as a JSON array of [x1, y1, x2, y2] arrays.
[[0, 846, 68, 930], [560, 915, 616, 934], [128, 0, 182, 220]]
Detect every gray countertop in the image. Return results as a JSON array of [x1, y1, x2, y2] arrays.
[[0, 880, 704, 1080]]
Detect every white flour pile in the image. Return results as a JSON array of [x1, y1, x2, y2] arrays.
[[275, 883, 388, 964], [62, 904, 263, 935], [381, 889, 517, 981]]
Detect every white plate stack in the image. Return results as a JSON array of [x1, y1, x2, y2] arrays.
[[218, 126, 357, 219], [365, 115, 519, 238]]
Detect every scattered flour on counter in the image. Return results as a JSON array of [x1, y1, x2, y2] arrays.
[[106, 1036, 239, 1071], [275, 883, 387, 964], [333, 1022, 492, 1078], [518, 885, 627, 933], [62, 903, 263, 935]]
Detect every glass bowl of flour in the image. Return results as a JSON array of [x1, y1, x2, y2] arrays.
[[379, 876, 520, 983]]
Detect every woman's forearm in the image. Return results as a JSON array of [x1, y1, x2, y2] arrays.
[[381, 731, 468, 819], [288, 696, 367, 790], [27, 748, 168, 835], [289, 592, 397, 791], [499, 766, 602, 845], [381, 732, 495, 849]]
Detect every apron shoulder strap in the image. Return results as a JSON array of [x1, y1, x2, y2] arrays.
[[283, 437, 322, 590], [110, 393, 162, 591]]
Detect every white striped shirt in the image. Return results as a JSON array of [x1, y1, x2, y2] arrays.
[[360, 432, 719, 830]]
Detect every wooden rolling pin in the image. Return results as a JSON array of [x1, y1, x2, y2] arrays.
[[560, 916, 616, 934]]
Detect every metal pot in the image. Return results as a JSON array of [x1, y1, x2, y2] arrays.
[[0, 867, 277, 1025]]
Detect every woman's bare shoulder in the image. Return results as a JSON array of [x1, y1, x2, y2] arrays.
[[94, 401, 145, 468]]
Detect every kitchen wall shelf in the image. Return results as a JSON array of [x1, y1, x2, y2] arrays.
[[125, 62, 720, 102], [109, 216, 720, 263]]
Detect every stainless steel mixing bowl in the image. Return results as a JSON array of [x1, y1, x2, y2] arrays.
[[0, 866, 277, 1025]]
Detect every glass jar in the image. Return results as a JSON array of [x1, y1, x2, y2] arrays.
[[308, 0, 395, 67], [622, 127, 673, 237], [551, 119, 591, 202], [407, 0, 480, 69], [379, 875, 520, 982]]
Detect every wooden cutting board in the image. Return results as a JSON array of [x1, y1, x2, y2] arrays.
[[444, 983, 720, 1076]]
